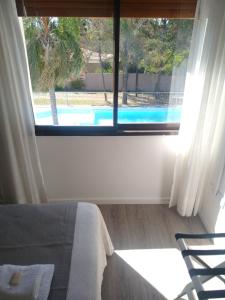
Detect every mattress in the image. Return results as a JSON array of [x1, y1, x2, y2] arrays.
[[0, 202, 113, 300]]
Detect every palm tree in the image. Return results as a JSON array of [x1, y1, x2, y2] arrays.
[[23, 17, 83, 125]]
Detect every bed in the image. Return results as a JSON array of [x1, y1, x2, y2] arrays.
[[0, 202, 114, 300]]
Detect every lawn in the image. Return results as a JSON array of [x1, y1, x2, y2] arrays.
[[32, 91, 171, 107], [33, 92, 115, 106]]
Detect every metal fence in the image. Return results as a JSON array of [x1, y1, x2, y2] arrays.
[[32, 91, 184, 106]]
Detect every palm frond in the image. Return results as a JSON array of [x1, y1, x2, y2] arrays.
[[23, 17, 83, 90]]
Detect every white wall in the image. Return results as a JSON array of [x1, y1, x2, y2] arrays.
[[199, 188, 222, 232], [37, 135, 178, 204]]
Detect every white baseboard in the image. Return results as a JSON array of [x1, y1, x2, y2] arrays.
[[48, 196, 170, 205]]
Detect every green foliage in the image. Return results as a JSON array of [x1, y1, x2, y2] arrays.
[[68, 79, 85, 90], [102, 61, 113, 73], [120, 18, 193, 75], [23, 17, 83, 91], [23, 16, 193, 91], [79, 18, 113, 71], [96, 61, 113, 73]]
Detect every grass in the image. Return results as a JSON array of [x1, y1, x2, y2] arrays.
[[34, 98, 114, 106], [33, 92, 114, 106], [32, 92, 168, 107]]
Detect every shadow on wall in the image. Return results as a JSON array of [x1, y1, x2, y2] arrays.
[[161, 136, 225, 238], [198, 184, 223, 234]]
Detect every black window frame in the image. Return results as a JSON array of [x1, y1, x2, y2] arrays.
[[34, 0, 180, 136]]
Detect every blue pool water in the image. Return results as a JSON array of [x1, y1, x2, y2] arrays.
[[35, 106, 182, 125]]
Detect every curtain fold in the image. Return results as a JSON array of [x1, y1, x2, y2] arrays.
[[170, 0, 225, 216], [0, 0, 47, 204]]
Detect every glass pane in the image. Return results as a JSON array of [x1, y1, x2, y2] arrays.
[[118, 18, 194, 124], [23, 17, 113, 126]]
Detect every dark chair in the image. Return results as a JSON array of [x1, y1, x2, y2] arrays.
[[175, 233, 225, 300]]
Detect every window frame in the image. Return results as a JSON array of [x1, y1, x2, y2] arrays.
[[31, 0, 182, 136], [35, 123, 179, 136]]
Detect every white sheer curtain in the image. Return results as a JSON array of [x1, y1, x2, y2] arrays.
[[0, 0, 47, 204], [170, 0, 225, 216]]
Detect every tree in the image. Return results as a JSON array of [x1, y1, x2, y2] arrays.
[[80, 18, 113, 104], [120, 19, 145, 104], [140, 18, 193, 96], [140, 18, 193, 74], [23, 17, 83, 124]]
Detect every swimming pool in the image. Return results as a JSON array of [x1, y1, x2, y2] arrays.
[[34, 106, 182, 125]]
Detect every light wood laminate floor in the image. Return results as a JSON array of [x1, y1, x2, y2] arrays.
[[99, 205, 210, 300]]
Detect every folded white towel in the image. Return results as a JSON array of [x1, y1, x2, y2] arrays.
[[0, 264, 54, 300]]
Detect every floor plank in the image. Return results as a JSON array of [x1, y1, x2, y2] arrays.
[[99, 205, 210, 300]]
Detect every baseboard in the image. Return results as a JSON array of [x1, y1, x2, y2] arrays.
[[48, 196, 170, 205]]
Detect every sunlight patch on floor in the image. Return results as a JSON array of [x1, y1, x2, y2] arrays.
[[115, 248, 191, 300], [115, 247, 225, 300]]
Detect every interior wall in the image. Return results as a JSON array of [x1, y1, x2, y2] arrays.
[[37, 135, 178, 204], [199, 188, 222, 232]]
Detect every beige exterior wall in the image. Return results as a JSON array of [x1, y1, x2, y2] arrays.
[[83, 73, 186, 92]]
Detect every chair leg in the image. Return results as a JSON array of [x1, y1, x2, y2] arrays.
[[192, 255, 225, 284], [174, 281, 195, 299]]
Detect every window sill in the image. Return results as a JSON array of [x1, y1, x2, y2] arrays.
[[35, 123, 179, 136]]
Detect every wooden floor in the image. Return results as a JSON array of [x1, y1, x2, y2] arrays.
[[99, 205, 210, 300]]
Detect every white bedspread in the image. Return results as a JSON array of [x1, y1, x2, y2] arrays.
[[67, 202, 114, 300]]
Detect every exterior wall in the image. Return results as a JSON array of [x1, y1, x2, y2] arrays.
[[37, 135, 177, 204], [83, 73, 186, 92]]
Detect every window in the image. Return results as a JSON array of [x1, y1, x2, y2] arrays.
[[17, 0, 196, 135], [118, 18, 193, 127], [23, 17, 114, 127]]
